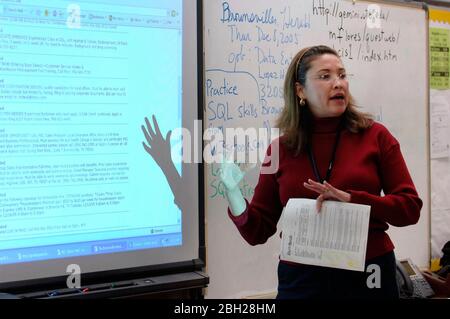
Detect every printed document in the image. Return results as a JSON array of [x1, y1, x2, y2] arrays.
[[280, 199, 370, 271], [430, 91, 450, 159]]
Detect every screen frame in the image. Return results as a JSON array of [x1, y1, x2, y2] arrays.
[[0, 0, 205, 293]]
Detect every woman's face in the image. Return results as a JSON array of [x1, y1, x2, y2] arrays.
[[296, 54, 349, 118]]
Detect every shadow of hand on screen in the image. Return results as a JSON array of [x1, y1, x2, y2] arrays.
[[141, 115, 184, 211]]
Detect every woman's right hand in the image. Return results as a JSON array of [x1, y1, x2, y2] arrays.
[[219, 155, 249, 216], [220, 160, 245, 192]]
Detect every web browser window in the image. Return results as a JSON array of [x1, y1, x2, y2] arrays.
[[0, 0, 187, 267]]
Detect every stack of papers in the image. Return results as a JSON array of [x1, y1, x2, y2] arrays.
[[280, 199, 371, 272]]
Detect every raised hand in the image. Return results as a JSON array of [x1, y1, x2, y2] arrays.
[[220, 160, 245, 191], [220, 146, 257, 191], [141, 115, 172, 169], [141, 115, 183, 210], [218, 150, 253, 216]]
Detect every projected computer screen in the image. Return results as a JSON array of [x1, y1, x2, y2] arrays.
[[0, 0, 199, 285]]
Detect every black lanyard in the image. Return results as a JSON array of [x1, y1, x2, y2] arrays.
[[307, 127, 342, 184]]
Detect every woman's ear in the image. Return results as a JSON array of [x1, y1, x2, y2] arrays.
[[295, 82, 305, 100]]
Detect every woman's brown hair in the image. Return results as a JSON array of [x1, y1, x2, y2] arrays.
[[276, 45, 373, 156]]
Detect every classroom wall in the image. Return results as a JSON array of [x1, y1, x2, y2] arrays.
[[203, 0, 430, 298]]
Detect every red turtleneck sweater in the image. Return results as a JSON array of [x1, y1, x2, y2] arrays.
[[228, 117, 422, 260]]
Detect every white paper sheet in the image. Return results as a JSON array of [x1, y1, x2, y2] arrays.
[[280, 199, 371, 272], [430, 91, 450, 159]]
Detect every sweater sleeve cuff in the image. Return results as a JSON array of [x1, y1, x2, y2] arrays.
[[348, 190, 367, 205], [228, 199, 250, 227], [348, 190, 375, 215]]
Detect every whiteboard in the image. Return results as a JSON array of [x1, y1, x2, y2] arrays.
[[204, 0, 429, 298]]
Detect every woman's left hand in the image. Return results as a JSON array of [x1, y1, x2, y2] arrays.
[[303, 179, 351, 213]]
